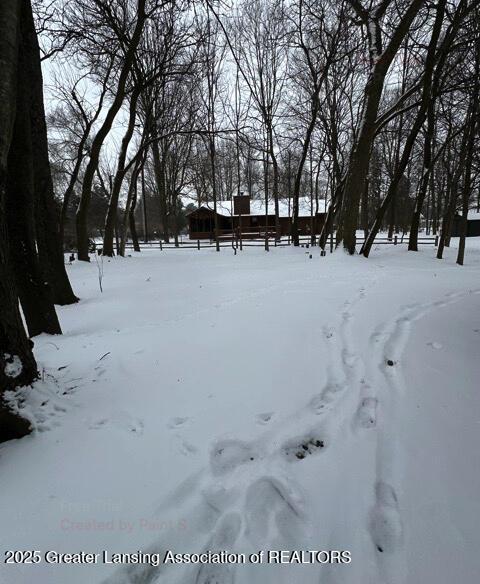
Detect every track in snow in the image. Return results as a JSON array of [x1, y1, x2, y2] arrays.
[[103, 285, 480, 584]]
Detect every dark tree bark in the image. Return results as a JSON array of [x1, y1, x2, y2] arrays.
[[120, 151, 144, 256], [23, 0, 78, 304], [291, 111, 318, 246], [339, 0, 425, 254], [141, 165, 148, 242], [361, 0, 446, 257], [152, 139, 169, 242], [409, 0, 467, 251], [129, 181, 141, 253], [0, 0, 37, 442], [456, 24, 479, 266], [267, 124, 280, 241], [6, 28, 62, 337], [102, 86, 141, 257]]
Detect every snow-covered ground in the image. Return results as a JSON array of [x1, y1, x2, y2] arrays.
[[1, 239, 479, 584]]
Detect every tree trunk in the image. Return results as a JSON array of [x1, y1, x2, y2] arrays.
[[456, 29, 479, 265], [76, 0, 146, 261], [209, 134, 220, 252], [120, 155, 143, 255], [361, 176, 369, 238], [102, 87, 140, 256], [291, 106, 318, 246], [23, 0, 77, 304], [7, 12, 61, 337], [267, 124, 280, 240], [361, 0, 446, 258], [152, 140, 169, 242], [129, 178, 141, 252], [437, 195, 457, 259], [340, 0, 425, 254], [0, 0, 37, 442], [141, 165, 148, 242]]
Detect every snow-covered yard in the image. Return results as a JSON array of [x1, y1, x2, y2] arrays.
[[1, 241, 480, 584]]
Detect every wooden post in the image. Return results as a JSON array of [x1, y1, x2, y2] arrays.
[[197, 239, 200, 250], [239, 215, 243, 251], [330, 231, 334, 253], [142, 165, 148, 243], [435, 235, 439, 246], [160, 240, 163, 251], [394, 235, 398, 245]]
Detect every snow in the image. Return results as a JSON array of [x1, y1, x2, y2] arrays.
[[3, 354, 23, 378], [1, 238, 480, 584], [467, 209, 480, 220]]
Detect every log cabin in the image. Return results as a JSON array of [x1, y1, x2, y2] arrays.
[[451, 209, 480, 237], [187, 195, 326, 240]]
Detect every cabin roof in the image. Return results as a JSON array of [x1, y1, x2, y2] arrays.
[[186, 197, 325, 218]]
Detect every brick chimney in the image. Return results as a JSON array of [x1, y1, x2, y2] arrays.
[[233, 194, 250, 215]]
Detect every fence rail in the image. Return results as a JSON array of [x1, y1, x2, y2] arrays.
[[121, 234, 438, 251]]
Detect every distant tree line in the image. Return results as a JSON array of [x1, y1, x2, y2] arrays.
[[40, 0, 479, 256]]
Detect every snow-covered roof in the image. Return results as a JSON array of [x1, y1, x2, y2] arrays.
[[186, 197, 324, 218], [467, 209, 480, 220]]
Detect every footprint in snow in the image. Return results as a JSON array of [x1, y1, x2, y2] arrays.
[[177, 439, 198, 457], [195, 513, 242, 584], [318, 381, 347, 405], [256, 412, 274, 425], [126, 418, 144, 436], [369, 481, 403, 554], [89, 418, 109, 430], [202, 485, 240, 514], [282, 430, 327, 461], [167, 416, 190, 429], [427, 341, 443, 350], [88, 414, 144, 436], [343, 350, 359, 368], [323, 326, 334, 339], [210, 439, 257, 475], [245, 476, 304, 547], [309, 394, 327, 414], [354, 397, 378, 429]]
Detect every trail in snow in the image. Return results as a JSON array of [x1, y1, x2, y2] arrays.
[[103, 280, 480, 584], [102, 278, 378, 584], [362, 288, 480, 584]]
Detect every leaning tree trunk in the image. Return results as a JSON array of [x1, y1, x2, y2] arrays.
[[23, 0, 77, 304], [119, 153, 143, 256], [102, 87, 140, 257], [129, 182, 141, 253], [339, 0, 425, 254], [409, 0, 467, 251], [291, 102, 319, 246], [152, 140, 169, 242], [6, 31, 61, 337], [361, 0, 446, 258], [409, 101, 435, 250], [456, 28, 479, 265], [0, 0, 37, 442], [437, 194, 457, 259], [76, 0, 146, 261]]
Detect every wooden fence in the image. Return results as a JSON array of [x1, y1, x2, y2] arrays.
[[123, 234, 438, 251]]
